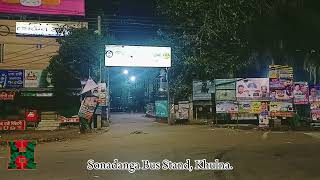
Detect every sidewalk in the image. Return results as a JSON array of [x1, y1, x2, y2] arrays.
[[0, 127, 109, 146]]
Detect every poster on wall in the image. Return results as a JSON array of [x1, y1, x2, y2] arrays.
[[310, 102, 320, 121], [0, 0, 85, 16], [0, 70, 24, 88], [215, 90, 236, 101], [215, 79, 236, 90], [78, 96, 99, 121], [269, 78, 294, 89], [270, 89, 293, 101], [24, 70, 42, 88], [269, 102, 294, 117], [236, 78, 269, 100], [193, 80, 215, 101], [309, 85, 320, 103], [216, 101, 238, 113], [92, 83, 107, 106], [259, 111, 269, 127], [155, 100, 168, 118], [238, 101, 268, 114], [0, 91, 15, 100], [293, 82, 309, 104], [176, 101, 189, 120]]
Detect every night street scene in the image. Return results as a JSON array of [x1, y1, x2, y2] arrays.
[[1, 0, 320, 179]]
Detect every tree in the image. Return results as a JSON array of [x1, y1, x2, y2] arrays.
[[47, 28, 106, 114]]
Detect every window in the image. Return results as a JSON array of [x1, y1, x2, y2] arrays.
[[0, 44, 4, 63]]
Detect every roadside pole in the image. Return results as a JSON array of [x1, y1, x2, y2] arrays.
[[97, 15, 102, 129], [166, 67, 171, 125]]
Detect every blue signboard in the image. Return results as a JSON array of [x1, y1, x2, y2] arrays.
[[0, 70, 24, 88]]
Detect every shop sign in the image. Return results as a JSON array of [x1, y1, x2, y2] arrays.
[[59, 116, 80, 123], [0, 120, 26, 131]]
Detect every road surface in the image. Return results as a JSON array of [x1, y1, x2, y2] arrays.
[[1, 113, 320, 180]]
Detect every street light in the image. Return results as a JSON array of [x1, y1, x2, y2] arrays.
[[123, 69, 129, 75], [130, 76, 136, 82]]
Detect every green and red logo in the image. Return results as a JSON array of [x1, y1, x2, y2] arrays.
[[7, 140, 37, 170]]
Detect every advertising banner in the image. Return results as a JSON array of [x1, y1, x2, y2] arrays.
[[269, 102, 294, 117], [215, 90, 236, 101], [269, 65, 293, 79], [24, 70, 42, 88], [0, 120, 26, 131], [92, 83, 107, 106], [270, 89, 293, 101], [0, 0, 85, 16], [216, 101, 238, 113], [311, 102, 320, 121], [59, 116, 80, 123], [236, 78, 269, 100], [155, 100, 168, 118], [259, 111, 269, 127], [0, 91, 15, 100], [215, 79, 236, 90], [238, 101, 268, 114], [16, 21, 88, 37], [269, 78, 293, 89], [193, 80, 215, 101], [309, 85, 320, 103], [293, 82, 309, 104], [0, 70, 24, 88], [78, 96, 99, 121], [105, 45, 171, 67], [176, 101, 189, 120]]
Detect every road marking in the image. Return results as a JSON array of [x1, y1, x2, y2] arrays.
[[304, 133, 320, 139], [262, 132, 270, 140]]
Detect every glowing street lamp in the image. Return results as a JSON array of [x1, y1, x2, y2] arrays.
[[123, 69, 129, 75], [130, 76, 136, 82]]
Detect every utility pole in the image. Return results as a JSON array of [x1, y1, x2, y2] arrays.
[[97, 15, 102, 83]]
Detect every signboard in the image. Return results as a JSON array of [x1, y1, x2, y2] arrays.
[[92, 83, 107, 106], [293, 82, 309, 104], [215, 79, 236, 90], [155, 100, 168, 118], [269, 65, 293, 79], [193, 80, 215, 101], [176, 101, 189, 120], [311, 102, 320, 121], [259, 111, 269, 127], [216, 101, 238, 113], [215, 90, 236, 101], [16, 21, 88, 37], [0, 91, 15, 100], [270, 89, 293, 101], [309, 85, 320, 103], [0, 0, 85, 16], [0, 120, 26, 131], [236, 78, 269, 100], [238, 101, 268, 114], [105, 45, 171, 67], [25, 110, 38, 122], [59, 116, 80, 123], [269, 102, 294, 112], [78, 96, 99, 120], [24, 70, 42, 87], [0, 70, 24, 88]]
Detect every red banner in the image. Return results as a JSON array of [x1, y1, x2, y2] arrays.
[[270, 111, 294, 117], [25, 110, 38, 122], [0, 120, 26, 131]]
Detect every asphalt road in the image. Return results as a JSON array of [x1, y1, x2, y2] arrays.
[[1, 113, 320, 180]]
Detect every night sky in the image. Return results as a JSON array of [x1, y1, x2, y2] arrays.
[[86, 0, 162, 43]]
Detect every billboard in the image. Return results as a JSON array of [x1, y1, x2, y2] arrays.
[[236, 78, 269, 100], [16, 21, 88, 37], [193, 80, 215, 101], [216, 101, 238, 113], [105, 45, 171, 67], [311, 102, 320, 121], [0, 0, 85, 16], [270, 89, 293, 101], [0, 70, 24, 88], [293, 82, 309, 104], [238, 101, 268, 114], [155, 100, 168, 118], [215, 79, 236, 90], [215, 90, 236, 101], [309, 85, 320, 103]]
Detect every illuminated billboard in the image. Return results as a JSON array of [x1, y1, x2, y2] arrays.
[[16, 21, 88, 36], [0, 0, 85, 16], [105, 45, 172, 67]]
